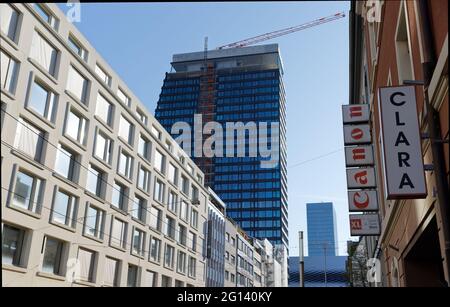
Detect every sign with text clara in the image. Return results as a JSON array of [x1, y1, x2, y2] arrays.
[[348, 190, 379, 211], [378, 86, 427, 199], [350, 214, 380, 236]]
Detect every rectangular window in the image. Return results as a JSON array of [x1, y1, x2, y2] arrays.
[[0, 50, 19, 94], [190, 209, 198, 229], [0, 4, 19, 41], [27, 79, 57, 122], [54, 143, 79, 182], [95, 64, 111, 87], [164, 216, 175, 240], [180, 200, 189, 222], [78, 248, 95, 282], [117, 88, 130, 107], [151, 125, 161, 140], [84, 204, 104, 239], [118, 115, 133, 145], [188, 231, 196, 252], [145, 270, 157, 287], [94, 130, 113, 164], [191, 185, 199, 203], [52, 189, 78, 228], [149, 206, 162, 232], [187, 164, 194, 175], [118, 150, 133, 179], [177, 251, 186, 274], [188, 256, 196, 278], [111, 217, 127, 249], [136, 108, 147, 125], [13, 118, 45, 162], [168, 190, 178, 213], [68, 35, 88, 62], [163, 244, 174, 269], [86, 164, 105, 198], [42, 236, 64, 275], [161, 275, 172, 287], [165, 141, 172, 152], [137, 165, 150, 193], [33, 3, 58, 30], [127, 264, 139, 287], [111, 181, 128, 211], [104, 257, 119, 287], [178, 225, 187, 247], [95, 93, 113, 127], [153, 179, 165, 203], [168, 163, 178, 185], [230, 273, 235, 283], [154, 150, 165, 174], [181, 175, 189, 195], [132, 195, 146, 223], [132, 228, 145, 257], [2, 224, 25, 267], [149, 237, 161, 263], [65, 108, 87, 145], [30, 31, 58, 76], [66, 66, 88, 103], [138, 134, 151, 160], [11, 170, 43, 213]]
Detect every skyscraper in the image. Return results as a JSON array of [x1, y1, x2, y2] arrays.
[[155, 44, 288, 247], [306, 202, 337, 256]]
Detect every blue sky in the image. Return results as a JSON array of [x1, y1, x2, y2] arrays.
[[58, 1, 353, 256]]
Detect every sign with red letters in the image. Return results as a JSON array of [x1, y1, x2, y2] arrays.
[[346, 167, 376, 189], [350, 214, 380, 236], [348, 190, 379, 212], [343, 124, 372, 145], [342, 104, 370, 124], [345, 145, 374, 166]]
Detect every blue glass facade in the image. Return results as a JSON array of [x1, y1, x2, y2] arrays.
[[306, 202, 337, 256], [155, 45, 288, 248], [288, 256, 348, 287]]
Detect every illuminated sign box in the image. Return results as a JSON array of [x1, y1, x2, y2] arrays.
[[349, 214, 380, 236], [345, 145, 374, 166], [346, 167, 377, 189], [348, 190, 379, 212], [343, 124, 372, 145], [342, 104, 370, 124]]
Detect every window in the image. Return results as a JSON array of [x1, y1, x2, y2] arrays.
[[2, 224, 25, 267], [230, 273, 235, 283], [52, 189, 78, 228], [84, 204, 104, 239], [111, 217, 127, 249], [177, 251, 186, 274], [178, 224, 187, 246], [149, 237, 161, 263], [68, 35, 88, 62], [95, 64, 111, 87], [191, 185, 199, 202], [132, 195, 146, 223], [154, 150, 165, 174], [188, 256, 196, 278], [164, 216, 175, 240], [151, 125, 161, 140], [65, 108, 87, 145], [78, 248, 95, 282], [1, 50, 19, 93], [226, 233, 230, 242], [149, 206, 162, 232], [188, 231, 196, 251], [161, 275, 172, 287], [395, 2, 413, 85], [153, 179, 165, 203], [225, 270, 229, 281], [11, 170, 43, 213], [42, 237, 64, 275], [137, 165, 150, 193], [190, 209, 198, 229], [86, 164, 105, 198], [118, 150, 133, 179], [132, 228, 145, 257], [168, 163, 178, 185], [138, 134, 151, 160], [164, 244, 175, 269], [0, 4, 19, 41], [33, 3, 58, 30], [27, 79, 57, 122], [168, 190, 178, 213], [145, 270, 157, 287], [117, 88, 130, 107], [136, 108, 147, 125], [127, 265, 139, 287], [94, 130, 113, 164], [104, 257, 119, 287], [181, 175, 189, 195], [111, 181, 127, 211], [30, 31, 58, 76], [180, 200, 189, 222], [66, 66, 88, 103], [231, 255, 235, 264], [231, 238, 236, 247], [118, 115, 134, 145], [225, 251, 229, 261], [13, 118, 45, 162], [165, 141, 172, 152], [54, 143, 79, 182], [95, 93, 113, 127]]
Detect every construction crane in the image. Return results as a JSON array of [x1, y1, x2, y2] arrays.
[[216, 12, 345, 50]]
